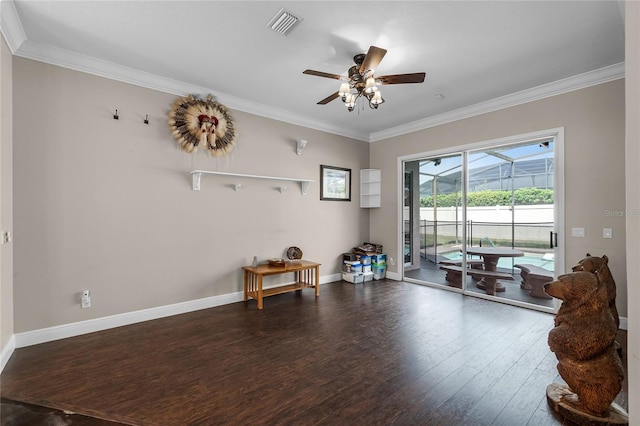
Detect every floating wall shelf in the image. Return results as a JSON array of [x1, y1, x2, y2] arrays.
[[191, 170, 314, 195]]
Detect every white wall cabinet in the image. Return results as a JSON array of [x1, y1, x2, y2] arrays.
[[360, 169, 381, 208]]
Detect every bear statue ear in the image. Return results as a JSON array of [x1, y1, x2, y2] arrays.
[[603, 254, 609, 264], [585, 253, 591, 257]]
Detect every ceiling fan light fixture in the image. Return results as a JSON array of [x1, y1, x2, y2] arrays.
[[338, 82, 351, 98], [344, 93, 356, 111], [302, 45, 425, 113], [364, 77, 378, 94], [370, 91, 384, 108]]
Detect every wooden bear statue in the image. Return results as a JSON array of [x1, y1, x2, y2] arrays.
[[572, 253, 620, 329], [544, 271, 626, 424]]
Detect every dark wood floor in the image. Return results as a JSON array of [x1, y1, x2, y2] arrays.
[[0, 280, 628, 425]]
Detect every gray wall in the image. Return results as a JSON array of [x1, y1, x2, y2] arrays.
[[369, 79, 627, 318], [12, 57, 370, 332]]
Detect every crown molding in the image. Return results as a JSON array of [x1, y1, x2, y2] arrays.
[[1, 4, 624, 143], [370, 62, 625, 142], [12, 38, 369, 142], [0, 0, 26, 53]]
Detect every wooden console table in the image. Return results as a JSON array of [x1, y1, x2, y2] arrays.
[[242, 260, 321, 309]]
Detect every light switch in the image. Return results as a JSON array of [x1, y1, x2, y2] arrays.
[[572, 227, 585, 237], [603, 228, 613, 239]]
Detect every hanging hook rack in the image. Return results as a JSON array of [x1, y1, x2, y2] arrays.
[[144, 114, 149, 125], [113, 109, 119, 120]]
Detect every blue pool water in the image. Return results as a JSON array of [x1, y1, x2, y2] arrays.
[[443, 251, 554, 271]]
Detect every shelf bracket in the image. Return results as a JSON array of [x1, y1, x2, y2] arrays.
[[301, 181, 310, 196], [192, 172, 202, 191]]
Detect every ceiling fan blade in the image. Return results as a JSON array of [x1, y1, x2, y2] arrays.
[[303, 69, 343, 80], [317, 92, 340, 105], [359, 46, 387, 74], [378, 72, 426, 85]]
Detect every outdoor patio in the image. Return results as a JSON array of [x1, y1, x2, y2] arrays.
[[404, 254, 555, 309]]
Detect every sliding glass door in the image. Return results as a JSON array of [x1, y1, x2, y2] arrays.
[[402, 132, 562, 312], [404, 154, 463, 272]]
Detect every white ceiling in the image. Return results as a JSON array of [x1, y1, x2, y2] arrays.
[[1, 1, 626, 141]]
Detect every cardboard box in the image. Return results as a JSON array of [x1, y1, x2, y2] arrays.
[[364, 242, 383, 253], [342, 272, 364, 284]]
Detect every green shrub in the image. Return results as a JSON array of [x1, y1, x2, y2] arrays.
[[420, 188, 553, 207]]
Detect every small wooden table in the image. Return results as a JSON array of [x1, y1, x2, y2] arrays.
[[242, 260, 321, 309], [465, 247, 524, 295]]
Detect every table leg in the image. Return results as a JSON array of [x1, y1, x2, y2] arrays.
[[478, 276, 498, 295], [243, 270, 249, 302], [314, 266, 320, 297], [476, 255, 505, 295], [257, 275, 263, 310]]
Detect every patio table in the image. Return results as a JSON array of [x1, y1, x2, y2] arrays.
[[465, 247, 524, 295]]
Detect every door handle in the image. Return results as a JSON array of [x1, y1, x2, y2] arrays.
[[549, 231, 558, 248]]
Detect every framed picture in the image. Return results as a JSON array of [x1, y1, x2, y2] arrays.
[[320, 165, 351, 201]]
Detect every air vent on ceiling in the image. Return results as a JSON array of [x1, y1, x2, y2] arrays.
[[267, 8, 302, 35]]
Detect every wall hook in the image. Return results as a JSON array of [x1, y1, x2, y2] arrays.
[[113, 109, 119, 120], [144, 114, 149, 125]]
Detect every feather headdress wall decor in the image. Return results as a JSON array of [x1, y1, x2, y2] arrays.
[[168, 94, 237, 156]]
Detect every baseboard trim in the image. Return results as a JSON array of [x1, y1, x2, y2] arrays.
[[15, 275, 340, 349], [11, 275, 628, 350], [323, 273, 342, 284], [0, 334, 16, 373], [14, 292, 246, 348], [386, 271, 401, 281]]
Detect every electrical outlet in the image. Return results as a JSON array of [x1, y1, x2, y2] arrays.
[[81, 290, 91, 308], [571, 227, 585, 237]]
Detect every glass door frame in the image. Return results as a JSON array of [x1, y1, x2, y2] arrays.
[[397, 128, 564, 313]]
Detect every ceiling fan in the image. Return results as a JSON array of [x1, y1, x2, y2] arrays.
[[303, 46, 426, 112]]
